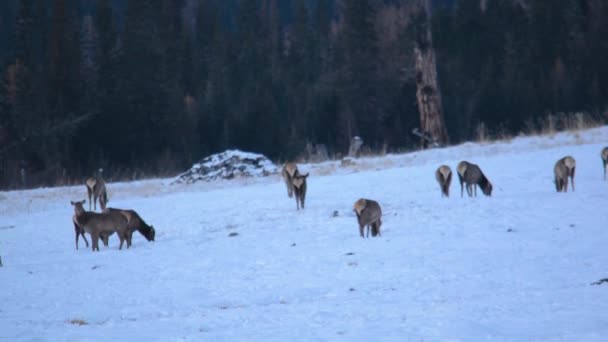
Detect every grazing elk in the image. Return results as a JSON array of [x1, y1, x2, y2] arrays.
[[554, 156, 576, 192], [602, 147, 608, 180], [281, 162, 299, 198], [435, 165, 452, 197], [353, 198, 382, 238], [70, 200, 129, 251], [457, 161, 493, 197], [104, 208, 156, 244], [291, 172, 309, 210], [456, 161, 468, 197], [85, 168, 108, 211]]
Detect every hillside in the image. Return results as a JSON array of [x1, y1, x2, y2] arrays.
[[1, 128, 608, 341]]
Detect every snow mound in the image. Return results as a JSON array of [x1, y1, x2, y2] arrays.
[[172, 150, 278, 184]]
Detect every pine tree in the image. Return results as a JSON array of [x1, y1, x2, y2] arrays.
[[335, 0, 381, 151]]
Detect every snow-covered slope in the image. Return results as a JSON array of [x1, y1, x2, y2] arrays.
[[1, 128, 608, 341]]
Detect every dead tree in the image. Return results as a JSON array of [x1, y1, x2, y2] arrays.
[[414, 0, 448, 148]]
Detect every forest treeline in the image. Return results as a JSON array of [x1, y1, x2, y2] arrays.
[[0, 0, 607, 189]]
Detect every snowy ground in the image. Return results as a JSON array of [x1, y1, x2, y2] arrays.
[[1, 128, 608, 341]]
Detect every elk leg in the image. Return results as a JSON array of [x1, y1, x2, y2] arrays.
[[100, 233, 109, 247], [74, 222, 80, 250], [91, 232, 99, 252], [571, 167, 575, 191], [459, 175, 464, 197], [359, 224, 364, 238], [287, 181, 293, 198], [372, 222, 381, 237], [118, 232, 125, 250], [74, 222, 89, 249], [81, 231, 89, 247], [127, 230, 133, 248]]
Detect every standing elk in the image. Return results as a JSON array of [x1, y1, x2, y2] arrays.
[[291, 172, 309, 210], [281, 162, 299, 198], [85, 168, 108, 211], [554, 156, 576, 192], [71, 200, 129, 251], [602, 147, 608, 180], [72, 205, 89, 250], [353, 198, 382, 238], [457, 161, 493, 197], [104, 208, 156, 244], [71, 199, 113, 249], [435, 165, 452, 197]]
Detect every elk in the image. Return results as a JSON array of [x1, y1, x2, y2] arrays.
[[85, 168, 108, 211], [602, 147, 608, 180], [72, 210, 89, 249], [71, 200, 113, 249], [435, 165, 452, 197], [70, 200, 129, 251], [456, 161, 468, 197], [104, 208, 156, 243], [353, 198, 382, 238], [457, 161, 492, 197], [291, 172, 309, 210], [554, 156, 576, 192], [281, 162, 299, 198]]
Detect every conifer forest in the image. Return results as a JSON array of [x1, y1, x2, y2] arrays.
[[0, 0, 606, 189]]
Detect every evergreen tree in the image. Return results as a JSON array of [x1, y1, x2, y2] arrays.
[[334, 0, 380, 151]]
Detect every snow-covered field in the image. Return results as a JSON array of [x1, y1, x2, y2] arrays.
[[1, 128, 608, 341]]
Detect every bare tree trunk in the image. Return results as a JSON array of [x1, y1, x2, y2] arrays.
[[414, 0, 448, 148]]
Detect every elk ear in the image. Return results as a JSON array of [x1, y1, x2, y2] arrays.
[[302, 173, 309, 178], [70, 201, 75, 205], [81, 200, 86, 204]]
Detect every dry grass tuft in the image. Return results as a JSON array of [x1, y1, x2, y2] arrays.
[[477, 111, 604, 144], [66, 318, 88, 326]]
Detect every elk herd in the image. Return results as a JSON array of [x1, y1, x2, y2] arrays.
[[70, 146, 608, 251], [71, 169, 155, 252]]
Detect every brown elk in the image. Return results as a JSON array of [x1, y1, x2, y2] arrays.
[[554, 156, 576, 192], [353, 198, 382, 238], [70, 200, 129, 251], [72, 203, 89, 250], [291, 172, 309, 210], [104, 208, 156, 243], [85, 168, 108, 211], [456, 161, 468, 197], [71, 199, 113, 249], [602, 147, 608, 180], [435, 165, 452, 197], [457, 161, 492, 197], [281, 162, 299, 198]]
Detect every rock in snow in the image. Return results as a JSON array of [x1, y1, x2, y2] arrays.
[[172, 150, 278, 184]]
